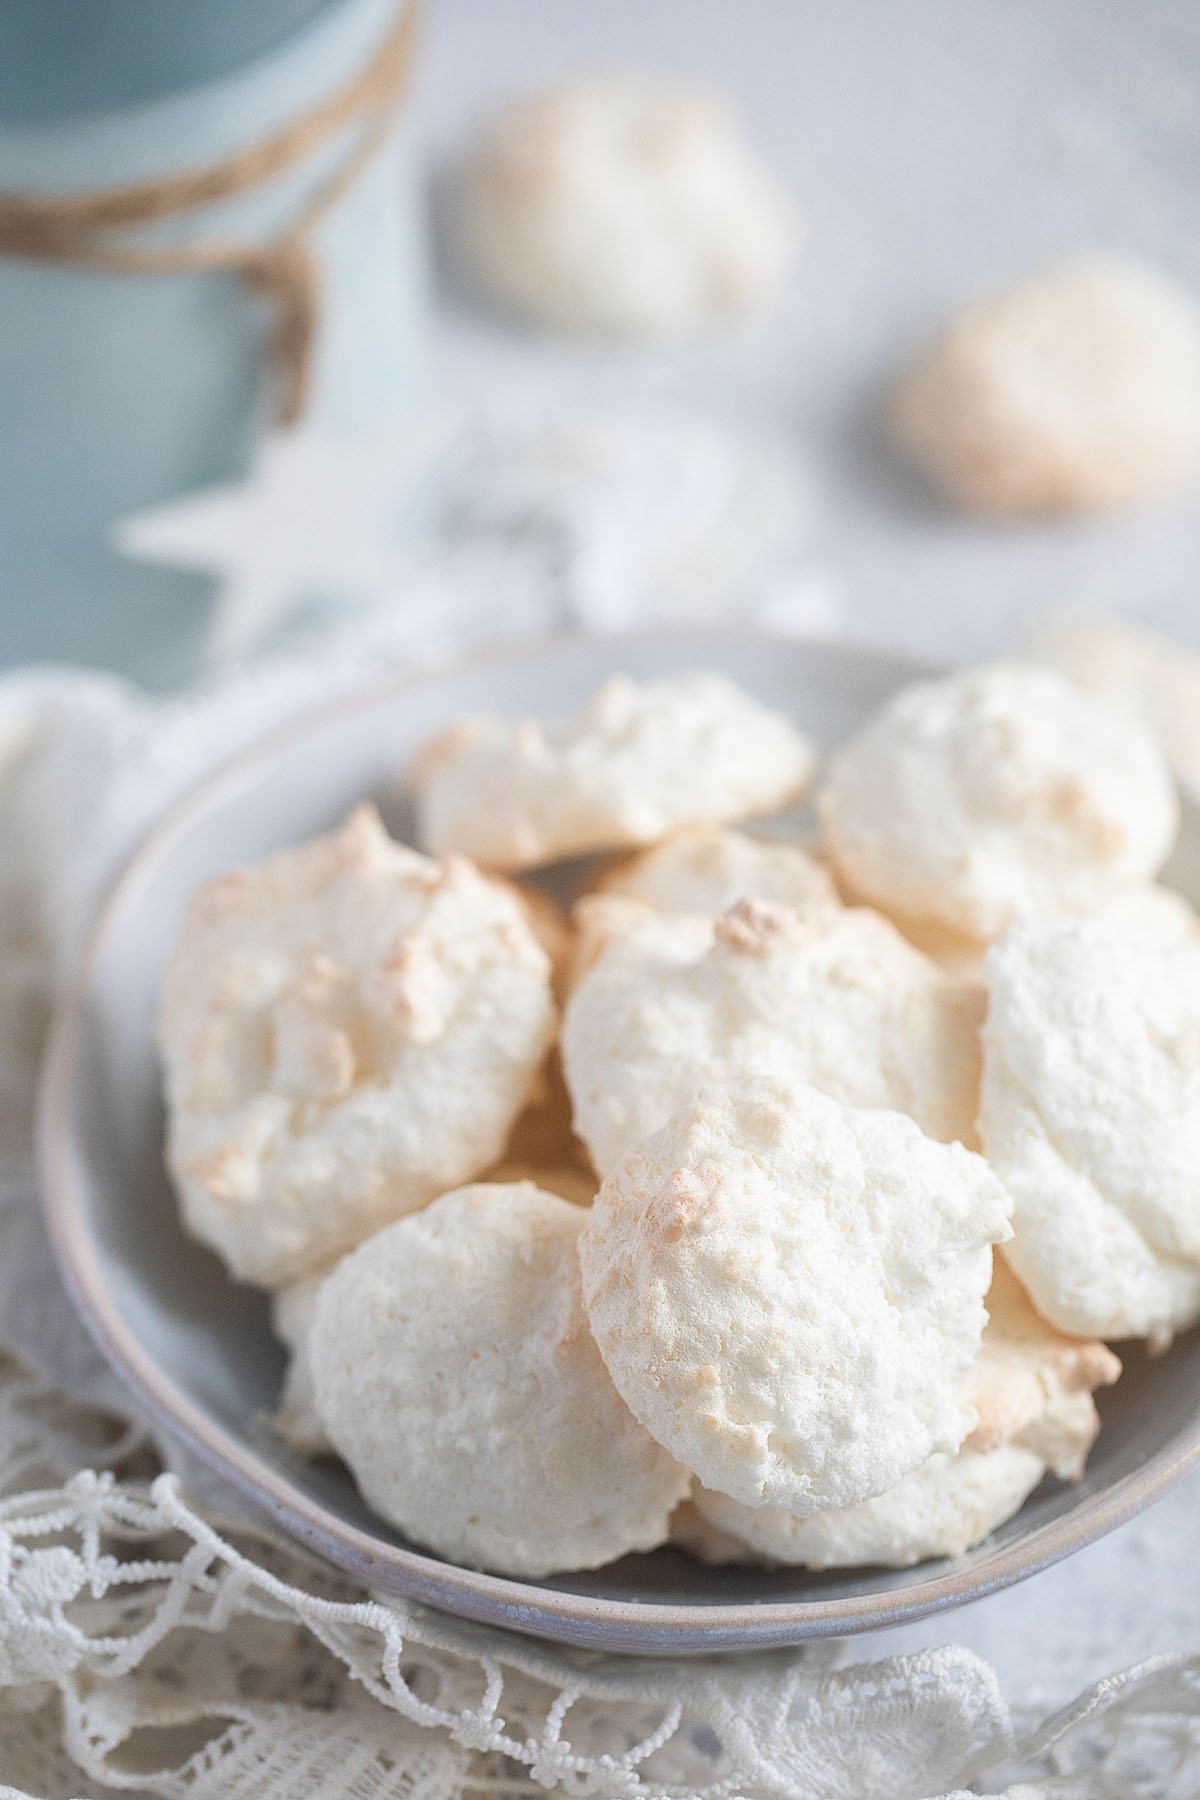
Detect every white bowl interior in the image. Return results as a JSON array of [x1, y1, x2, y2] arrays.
[[42, 633, 1200, 1652]]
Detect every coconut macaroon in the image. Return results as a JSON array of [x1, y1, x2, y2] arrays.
[[580, 1080, 1011, 1516], [894, 879, 1200, 985], [687, 1448, 1044, 1570], [964, 1260, 1121, 1475], [1027, 613, 1200, 794], [451, 71, 795, 339], [309, 1184, 688, 1576], [889, 256, 1200, 517], [591, 825, 837, 916], [981, 915, 1200, 1343], [157, 805, 557, 1288], [562, 897, 983, 1177], [414, 673, 815, 872], [679, 1260, 1120, 1569], [817, 662, 1178, 944], [271, 1270, 332, 1457]]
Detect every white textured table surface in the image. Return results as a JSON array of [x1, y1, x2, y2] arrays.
[[422, 0, 1200, 667], [416, 0, 1200, 1708]]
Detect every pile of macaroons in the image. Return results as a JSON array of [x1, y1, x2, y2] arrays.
[[157, 659, 1200, 1580]]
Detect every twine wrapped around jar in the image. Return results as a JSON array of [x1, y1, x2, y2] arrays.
[[0, 0, 419, 425]]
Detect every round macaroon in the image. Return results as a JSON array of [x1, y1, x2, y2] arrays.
[[817, 662, 1178, 943], [412, 672, 816, 871], [451, 71, 796, 339], [1027, 613, 1200, 795], [308, 1183, 688, 1576], [157, 805, 556, 1288], [888, 256, 1200, 517], [579, 1079, 1012, 1516], [562, 896, 983, 1177], [271, 1269, 333, 1457], [590, 824, 837, 917], [681, 1258, 1119, 1568], [980, 914, 1200, 1342], [684, 1447, 1044, 1570]]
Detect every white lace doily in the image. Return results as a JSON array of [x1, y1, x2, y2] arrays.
[[2, 425, 1199, 1798]]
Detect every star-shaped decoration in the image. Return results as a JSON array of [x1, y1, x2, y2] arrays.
[[113, 400, 836, 670], [113, 416, 454, 668]]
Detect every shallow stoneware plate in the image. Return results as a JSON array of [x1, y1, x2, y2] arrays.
[[38, 631, 1200, 1654]]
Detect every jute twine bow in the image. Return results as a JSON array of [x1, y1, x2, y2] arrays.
[[0, 1, 419, 426]]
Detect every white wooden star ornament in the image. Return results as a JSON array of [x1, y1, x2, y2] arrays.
[[114, 402, 839, 670], [113, 418, 451, 668]]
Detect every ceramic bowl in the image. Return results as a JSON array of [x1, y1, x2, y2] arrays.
[[38, 631, 1200, 1654]]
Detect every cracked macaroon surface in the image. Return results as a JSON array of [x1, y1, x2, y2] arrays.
[[157, 805, 556, 1288], [562, 896, 982, 1177], [818, 662, 1178, 942], [964, 1258, 1121, 1476], [980, 915, 1200, 1341], [309, 1183, 689, 1577], [684, 1258, 1119, 1568], [413, 672, 816, 871], [579, 1079, 1011, 1515]]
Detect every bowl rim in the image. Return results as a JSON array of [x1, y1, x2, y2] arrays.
[[36, 626, 1200, 1654]]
